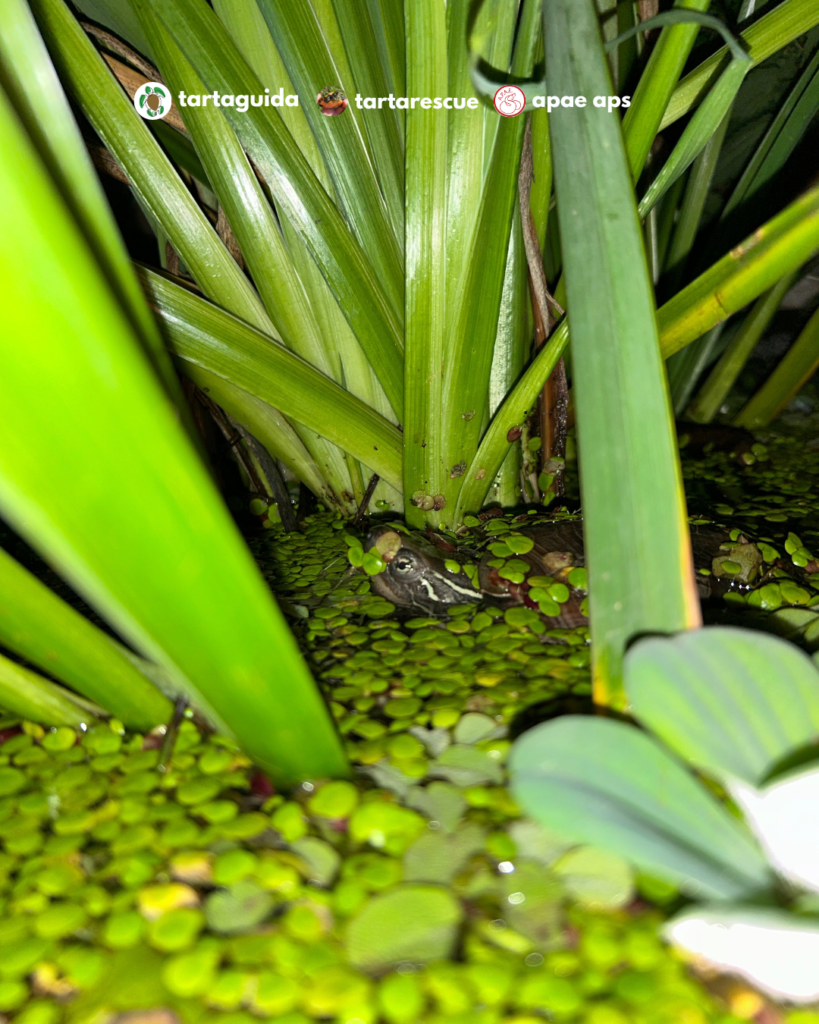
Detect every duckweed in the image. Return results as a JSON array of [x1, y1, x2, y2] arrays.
[[5, 431, 817, 1022]]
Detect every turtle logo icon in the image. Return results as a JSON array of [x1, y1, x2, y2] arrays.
[[134, 82, 170, 120]]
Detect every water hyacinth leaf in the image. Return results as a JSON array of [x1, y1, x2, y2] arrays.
[[661, 0, 819, 130], [542, 0, 700, 702], [666, 907, 819, 1003], [0, 84, 346, 784], [0, 547, 172, 729], [141, 0, 405, 416], [0, 651, 101, 727], [141, 269, 403, 491], [345, 885, 463, 971], [510, 717, 771, 899], [625, 628, 819, 786], [734, 305, 819, 430]]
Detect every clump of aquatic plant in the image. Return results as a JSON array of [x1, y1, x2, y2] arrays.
[[510, 625, 819, 1005]]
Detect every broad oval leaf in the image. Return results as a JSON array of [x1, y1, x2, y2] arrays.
[[666, 906, 819, 1003], [626, 627, 819, 785], [731, 766, 819, 893], [509, 716, 770, 900]]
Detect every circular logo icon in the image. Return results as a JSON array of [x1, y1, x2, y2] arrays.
[[316, 87, 348, 116], [134, 82, 170, 120], [493, 85, 525, 117]]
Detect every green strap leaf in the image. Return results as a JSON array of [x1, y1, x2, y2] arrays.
[[606, 10, 748, 62], [661, 0, 819, 131], [255, 0, 404, 311], [0, 81, 346, 785], [622, 0, 713, 181], [460, 177, 819, 516], [0, 0, 179, 401], [722, 45, 819, 225], [660, 183, 819, 359], [626, 628, 819, 786], [687, 270, 798, 424], [30, 0, 274, 337], [141, 270, 403, 491], [403, 0, 449, 526], [638, 53, 752, 219], [0, 651, 102, 728], [510, 716, 771, 900], [132, 0, 355, 509], [540, 0, 700, 702], [142, 0, 405, 416], [734, 303, 819, 430], [0, 546, 172, 729]]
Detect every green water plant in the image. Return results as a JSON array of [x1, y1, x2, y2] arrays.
[[510, 625, 819, 1004], [1, 0, 819, 765]]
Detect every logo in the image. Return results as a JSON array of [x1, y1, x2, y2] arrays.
[[493, 85, 525, 117], [134, 82, 170, 120], [316, 87, 348, 116]]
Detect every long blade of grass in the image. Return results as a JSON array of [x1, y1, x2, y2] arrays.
[[31, 0, 274, 337], [255, 0, 403, 309], [0, 546, 172, 729], [541, 0, 700, 705], [661, 0, 819, 130], [144, 0, 405, 415], [0, 652, 102, 728], [0, 85, 347, 784], [687, 270, 798, 423], [659, 183, 819, 358], [0, 0, 178, 401], [734, 303, 819, 429], [403, 0, 449, 526], [141, 270, 404, 491], [622, 0, 712, 180]]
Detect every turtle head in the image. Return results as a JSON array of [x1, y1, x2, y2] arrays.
[[365, 527, 481, 614]]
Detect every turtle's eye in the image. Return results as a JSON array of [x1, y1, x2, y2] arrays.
[[393, 555, 415, 574]]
